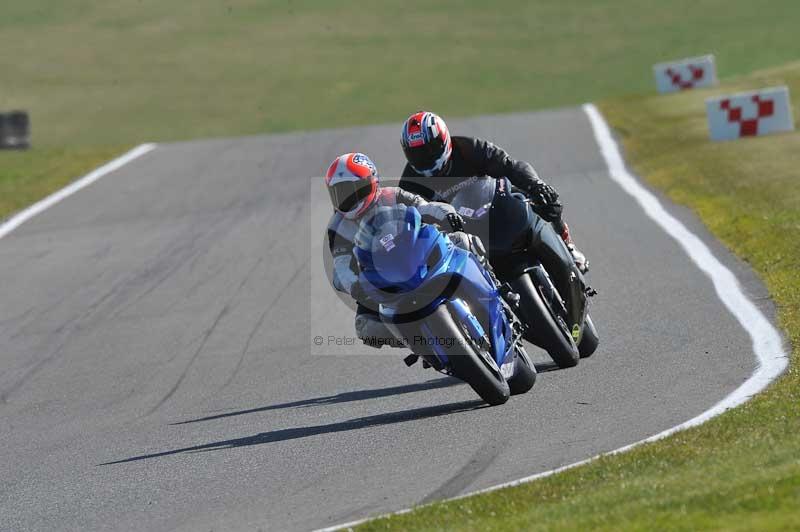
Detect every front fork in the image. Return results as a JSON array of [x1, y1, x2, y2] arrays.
[[529, 265, 584, 341], [530, 216, 589, 342]]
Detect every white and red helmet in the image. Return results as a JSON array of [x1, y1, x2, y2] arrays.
[[401, 111, 453, 176], [325, 152, 380, 219]]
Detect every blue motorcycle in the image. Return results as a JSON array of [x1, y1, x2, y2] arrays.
[[353, 204, 536, 406]]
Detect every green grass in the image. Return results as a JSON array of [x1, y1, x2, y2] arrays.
[[353, 63, 800, 532], [3, 1, 800, 219], [0, 145, 127, 218]]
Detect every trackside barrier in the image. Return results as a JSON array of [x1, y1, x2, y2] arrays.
[[0, 110, 30, 149], [706, 86, 795, 142], [653, 55, 717, 93]]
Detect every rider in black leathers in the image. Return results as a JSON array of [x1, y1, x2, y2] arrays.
[[398, 111, 588, 310]]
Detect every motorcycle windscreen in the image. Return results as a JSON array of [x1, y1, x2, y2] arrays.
[[451, 176, 532, 254], [354, 205, 436, 292], [449, 176, 495, 219]]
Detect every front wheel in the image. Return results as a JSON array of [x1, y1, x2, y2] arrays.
[[428, 305, 509, 406], [510, 272, 580, 368], [507, 344, 536, 395], [579, 315, 599, 358]]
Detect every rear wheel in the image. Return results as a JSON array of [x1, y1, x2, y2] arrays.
[[507, 344, 536, 395], [429, 305, 509, 406], [578, 315, 599, 358], [510, 272, 579, 368]]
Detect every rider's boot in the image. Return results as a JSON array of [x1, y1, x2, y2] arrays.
[[355, 308, 404, 349]]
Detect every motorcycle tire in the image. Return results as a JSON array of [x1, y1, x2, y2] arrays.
[[429, 304, 510, 406], [507, 344, 536, 395], [510, 272, 580, 369], [578, 314, 599, 358]]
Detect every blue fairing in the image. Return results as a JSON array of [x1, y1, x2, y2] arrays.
[[354, 205, 514, 368], [446, 253, 511, 366]]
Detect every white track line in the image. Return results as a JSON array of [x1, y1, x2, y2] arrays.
[[316, 104, 788, 532], [0, 143, 157, 240]]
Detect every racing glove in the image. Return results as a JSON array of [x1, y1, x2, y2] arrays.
[[417, 201, 463, 232], [529, 182, 559, 204], [446, 212, 465, 232], [528, 182, 563, 223]]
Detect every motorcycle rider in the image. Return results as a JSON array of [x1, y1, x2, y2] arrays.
[[325, 152, 486, 348], [398, 111, 589, 275]]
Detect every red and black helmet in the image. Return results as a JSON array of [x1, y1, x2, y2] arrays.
[[400, 111, 453, 176], [325, 152, 380, 219]]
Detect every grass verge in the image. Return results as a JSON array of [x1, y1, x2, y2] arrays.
[[353, 63, 800, 531], [3, 1, 800, 220], [0, 145, 128, 218]]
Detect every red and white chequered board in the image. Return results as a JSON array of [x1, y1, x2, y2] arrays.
[[653, 55, 717, 94], [706, 86, 795, 142]]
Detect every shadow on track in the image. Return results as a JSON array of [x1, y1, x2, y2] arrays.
[[101, 398, 485, 466], [171, 376, 462, 425], [534, 361, 563, 373]]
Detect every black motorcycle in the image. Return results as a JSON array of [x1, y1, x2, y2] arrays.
[[450, 176, 599, 368]]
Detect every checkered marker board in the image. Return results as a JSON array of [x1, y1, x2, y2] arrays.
[[706, 86, 795, 141], [653, 55, 717, 93]]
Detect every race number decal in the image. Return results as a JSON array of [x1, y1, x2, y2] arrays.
[[379, 234, 396, 252]]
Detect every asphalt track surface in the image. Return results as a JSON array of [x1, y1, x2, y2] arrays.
[[0, 108, 777, 531]]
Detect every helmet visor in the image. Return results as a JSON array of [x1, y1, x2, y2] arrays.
[[403, 135, 446, 174], [329, 178, 374, 213]]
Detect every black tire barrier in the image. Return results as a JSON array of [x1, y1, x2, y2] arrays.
[[1, 110, 30, 150]]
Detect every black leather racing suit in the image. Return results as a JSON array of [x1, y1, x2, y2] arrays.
[[399, 136, 558, 221], [399, 136, 580, 309]]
